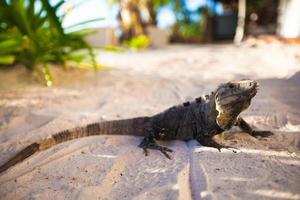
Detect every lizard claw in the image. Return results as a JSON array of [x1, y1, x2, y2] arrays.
[[219, 145, 239, 153], [160, 146, 173, 152], [157, 146, 173, 159], [252, 131, 274, 138], [159, 149, 172, 159], [200, 139, 239, 153], [139, 137, 173, 159], [143, 148, 149, 156]]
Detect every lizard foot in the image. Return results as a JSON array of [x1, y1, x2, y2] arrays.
[[213, 143, 239, 153], [138, 137, 173, 159], [197, 137, 238, 153]]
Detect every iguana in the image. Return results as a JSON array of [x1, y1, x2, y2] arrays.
[[0, 79, 272, 174]]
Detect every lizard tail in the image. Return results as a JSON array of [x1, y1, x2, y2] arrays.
[[0, 117, 149, 174], [0, 143, 40, 174]]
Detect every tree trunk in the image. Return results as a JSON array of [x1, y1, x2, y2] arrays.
[[145, 0, 157, 25], [118, 0, 145, 41], [234, 0, 246, 44]]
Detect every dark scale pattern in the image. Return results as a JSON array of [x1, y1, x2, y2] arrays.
[[53, 130, 71, 142], [149, 97, 221, 141], [183, 102, 190, 106], [0, 143, 40, 174], [195, 97, 202, 103], [86, 123, 101, 136]]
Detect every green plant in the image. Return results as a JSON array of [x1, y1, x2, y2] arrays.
[[177, 22, 203, 40], [123, 34, 150, 50], [0, 0, 101, 85]]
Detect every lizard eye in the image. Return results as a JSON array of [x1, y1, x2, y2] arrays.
[[228, 83, 234, 89]]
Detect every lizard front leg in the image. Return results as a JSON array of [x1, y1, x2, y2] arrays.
[[138, 126, 173, 159], [196, 134, 238, 152], [235, 117, 273, 138]]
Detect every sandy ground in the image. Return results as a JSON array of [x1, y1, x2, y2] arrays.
[[0, 43, 300, 200]]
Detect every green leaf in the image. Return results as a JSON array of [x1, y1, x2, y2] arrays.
[[64, 17, 104, 30], [123, 35, 150, 50], [0, 55, 15, 64], [40, 0, 65, 36], [54, 0, 65, 10], [0, 38, 23, 54]]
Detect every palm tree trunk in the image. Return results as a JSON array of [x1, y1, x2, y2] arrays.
[[145, 0, 157, 25], [234, 0, 246, 44], [118, 0, 145, 41]]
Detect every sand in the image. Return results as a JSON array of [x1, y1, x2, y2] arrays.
[[0, 42, 300, 200]]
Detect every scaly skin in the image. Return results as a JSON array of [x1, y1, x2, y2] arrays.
[[0, 79, 272, 174]]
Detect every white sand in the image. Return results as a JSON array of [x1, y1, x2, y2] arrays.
[[0, 43, 300, 200]]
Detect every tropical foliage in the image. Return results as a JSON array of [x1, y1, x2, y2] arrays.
[[123, 34, 150, 50], [109, 0, 209, 43], [109, 0, 171, 41], [0, 0, 100, 85]]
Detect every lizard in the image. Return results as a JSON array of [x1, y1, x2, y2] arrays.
[[0, 79, 273, 174]]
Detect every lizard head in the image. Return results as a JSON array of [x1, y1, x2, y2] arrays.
[[214, 79, 259, 130]]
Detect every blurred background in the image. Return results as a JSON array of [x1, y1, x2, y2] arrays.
[[0, 0, 300, 86]]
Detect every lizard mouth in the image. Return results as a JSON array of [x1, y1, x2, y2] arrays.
[[249, 83, 259, 97]]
